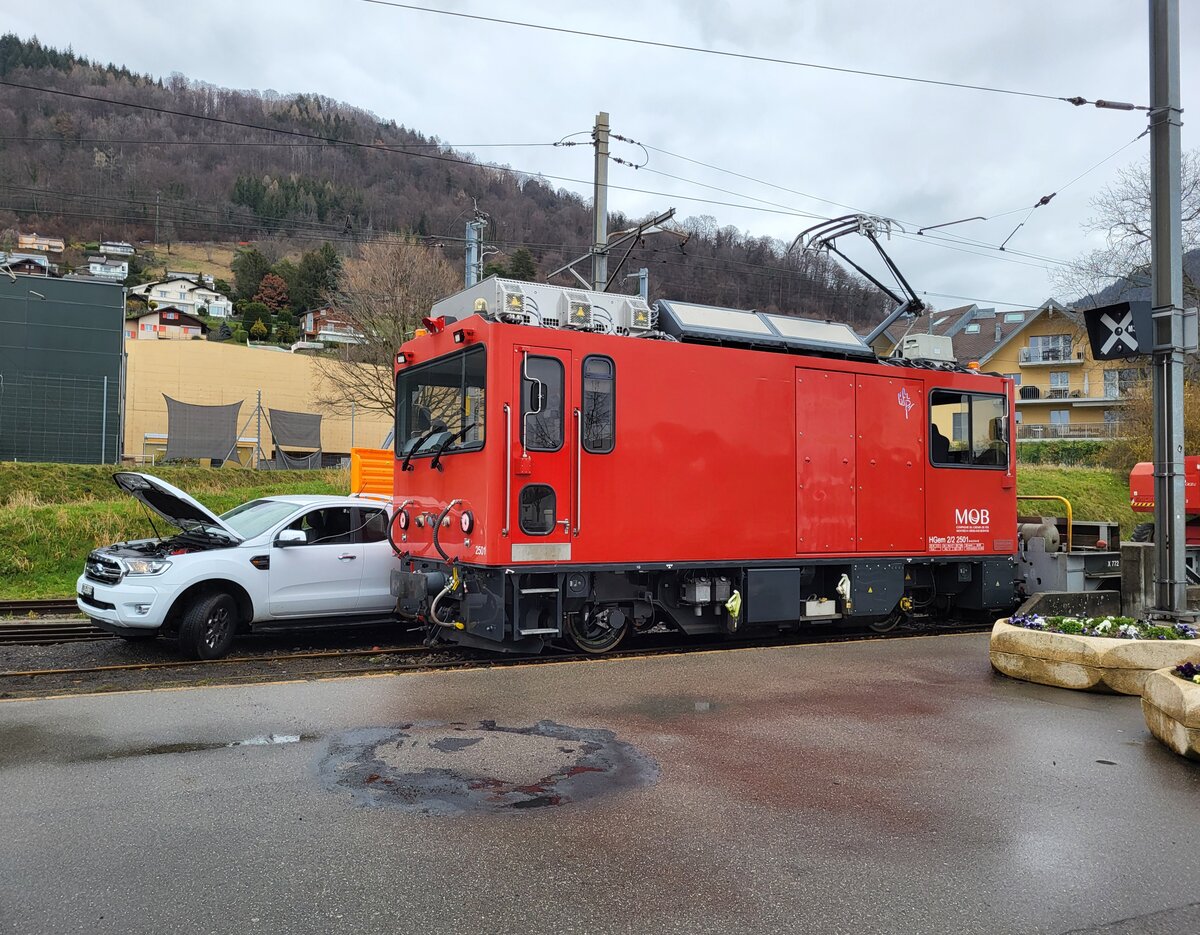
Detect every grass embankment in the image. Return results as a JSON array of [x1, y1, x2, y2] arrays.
[[1016, 466, 1137, 538], [0, 464, 346, 599]]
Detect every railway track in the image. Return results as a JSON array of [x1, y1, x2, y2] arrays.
[[0, 599, 83, 618], [0, 619, 992, 696], [0, 620, 111, 645], [0, 599, 109, 646]]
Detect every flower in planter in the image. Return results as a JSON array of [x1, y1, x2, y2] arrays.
[[1008, 614, 1198, 641], [1174, 661, 1200, 682]]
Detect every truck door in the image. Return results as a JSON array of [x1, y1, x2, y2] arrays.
[[508, 345, 574, 563]]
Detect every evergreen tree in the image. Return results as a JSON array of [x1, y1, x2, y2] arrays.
[[507, 248, 537, 282], [231, 249, 271, 301]]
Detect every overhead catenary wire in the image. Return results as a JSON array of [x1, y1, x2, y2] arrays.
[[353, 0, 1147, 110]]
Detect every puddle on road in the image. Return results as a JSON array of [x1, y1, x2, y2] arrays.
[[85, 732, 315, 761], [318, 720, 659, 815]]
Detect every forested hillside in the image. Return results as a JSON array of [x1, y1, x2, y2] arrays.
[[0, 34, 887, 323]]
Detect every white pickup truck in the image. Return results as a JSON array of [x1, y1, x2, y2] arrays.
[[77, 473, 400, 659]]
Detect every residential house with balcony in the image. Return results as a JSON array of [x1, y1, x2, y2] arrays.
[[0, 252, 56, 276], [128, 275, 232, 318], [75, 256, 129, 281], [124, 307, 209, 341], [903, 300, 1138, 440], [17, 232, 65, 253], [300, 306, 364, 345]]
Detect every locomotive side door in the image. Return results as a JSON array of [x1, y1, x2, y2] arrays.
[[796, 368, 857, 553], [853, 373, 927, 553], [508, 345, 575, 562]]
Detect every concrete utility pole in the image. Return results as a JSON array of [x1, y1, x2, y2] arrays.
[[464, 203, 488, 287], [591, 111, 610, 291], [1149, 0, 1188, 614]]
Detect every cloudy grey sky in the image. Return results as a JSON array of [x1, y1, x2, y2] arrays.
[[13, 0, 1200, 311]]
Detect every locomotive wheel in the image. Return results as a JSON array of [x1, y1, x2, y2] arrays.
[[1132, 522, 1155, 543], [565, 606, 629, 654]]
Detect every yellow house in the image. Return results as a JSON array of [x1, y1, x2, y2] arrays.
[[123, 340, 394, 463], [899, 301, 1137, 441]]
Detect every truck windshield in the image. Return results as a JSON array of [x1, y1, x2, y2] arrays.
[[395, 346, 486, 457], [219, 500, 303, 539]]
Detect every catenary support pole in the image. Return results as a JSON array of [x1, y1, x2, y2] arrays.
[[1149, 0, 1188, 614], [591, 111, 610, 291]]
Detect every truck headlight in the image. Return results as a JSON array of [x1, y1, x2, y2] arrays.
[[124, 559, 172, 576]]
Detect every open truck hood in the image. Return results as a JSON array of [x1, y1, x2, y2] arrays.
[[112, 472, 243, 542]]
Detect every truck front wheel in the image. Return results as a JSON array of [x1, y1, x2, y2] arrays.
[[177, 592, 239, 660]]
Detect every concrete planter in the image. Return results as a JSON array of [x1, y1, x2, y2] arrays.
[[1141, 668, 1200, 760], [989, 620, 1200, 696]]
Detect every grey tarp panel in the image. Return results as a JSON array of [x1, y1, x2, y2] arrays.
[[164, 395, 242, 460], [267, 449, 323, 470], [268, 409, 322, 449]]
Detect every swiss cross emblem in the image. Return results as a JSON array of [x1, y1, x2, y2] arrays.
[[897, 387, 914, 420]]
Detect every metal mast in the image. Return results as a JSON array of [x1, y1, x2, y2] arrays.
[[1149, 0, 1187, 614]]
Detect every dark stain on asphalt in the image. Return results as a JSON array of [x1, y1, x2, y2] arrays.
[[318, 720, 659, 815]]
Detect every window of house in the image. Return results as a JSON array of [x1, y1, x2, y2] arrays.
[[1004, 373, 1021, 386], [1049, 410, 1070, 425], [1103, 409, 1120, 424], [1103, 368, 1141, 399], [581, 355, 615, 453], [964, 323, 980, 334], [1049, 371, 1070, 397], [1029, 333, 1072, 362], [1004, 312, 1026, 323], [929, 390, 1008, 468]]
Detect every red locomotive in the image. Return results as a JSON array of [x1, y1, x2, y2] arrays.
[[389, 278, 1017, 653]]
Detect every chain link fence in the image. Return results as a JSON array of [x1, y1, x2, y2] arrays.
[[0, 370, 118, 464]]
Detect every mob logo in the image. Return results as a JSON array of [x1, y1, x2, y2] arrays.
[[955, 508, 990, 526]]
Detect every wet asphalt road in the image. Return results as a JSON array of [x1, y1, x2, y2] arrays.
[[1, 633, 1198, 935]]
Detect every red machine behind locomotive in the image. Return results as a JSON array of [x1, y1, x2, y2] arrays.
[[389, 279, 1017, 653]]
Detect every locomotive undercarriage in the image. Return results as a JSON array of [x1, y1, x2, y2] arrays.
[[392, 555, 1017, 654]]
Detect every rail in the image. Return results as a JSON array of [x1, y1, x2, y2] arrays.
[[1017, 494, 1074, 552], [0, 599, 82, 617]]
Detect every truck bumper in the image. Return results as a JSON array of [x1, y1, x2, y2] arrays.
[[75, 574, 179, 632]]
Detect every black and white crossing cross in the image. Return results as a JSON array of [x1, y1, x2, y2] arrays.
[[1099, 306, 1138, 355], [1083, 300, 1151, 360]]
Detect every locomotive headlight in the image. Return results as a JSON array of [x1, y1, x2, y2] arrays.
[[397, 509, 410, 531], [460, 510, 474, 534]]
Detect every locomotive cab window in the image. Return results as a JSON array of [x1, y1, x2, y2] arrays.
[[521, 355, 564, 451], [519, 484, 556, 535], [395, 347, 486, 460], [581, 355, 615, 453], [929, 390, 1008, 468]]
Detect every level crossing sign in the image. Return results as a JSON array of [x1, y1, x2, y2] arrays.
[[1082, 300, 1152, 360]]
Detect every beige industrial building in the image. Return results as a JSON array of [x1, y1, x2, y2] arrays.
[[123, 340, 393, 463]]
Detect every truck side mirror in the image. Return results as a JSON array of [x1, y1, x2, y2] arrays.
[[274, 528, 307, 547]]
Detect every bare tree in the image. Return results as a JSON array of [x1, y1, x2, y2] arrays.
[[1054, 150, 1200, 307], [314, 239, 460, 415]]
